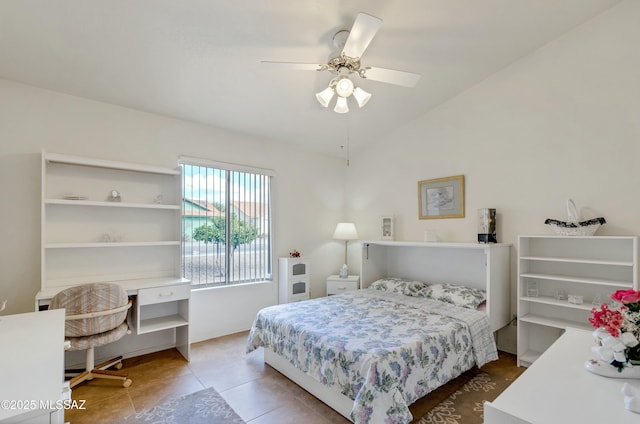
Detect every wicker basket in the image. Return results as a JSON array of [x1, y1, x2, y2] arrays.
[[544, 199, 606, 236]]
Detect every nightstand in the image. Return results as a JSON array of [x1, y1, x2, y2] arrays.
[[279, 257, 310, 303], [326, 275, 359, 296]]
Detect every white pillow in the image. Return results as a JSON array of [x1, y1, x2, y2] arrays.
[[369, 277, 429, 297], [425, 283, 486, 309]]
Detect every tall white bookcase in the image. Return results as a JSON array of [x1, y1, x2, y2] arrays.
[[517, 235, 639, 367], [40, 151, 191, 359]]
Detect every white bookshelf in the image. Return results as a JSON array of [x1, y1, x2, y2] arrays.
[[516, 235, 638, 367], [40, 151, 190, 360], [41, 152, 183, 289]]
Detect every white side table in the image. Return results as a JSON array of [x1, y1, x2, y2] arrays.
[[0, 309, 66, 423], [326, 275, 359, 296], [485, 327, 640, 423]]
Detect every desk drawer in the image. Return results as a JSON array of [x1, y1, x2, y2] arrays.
[[138, 284, 190, 306]]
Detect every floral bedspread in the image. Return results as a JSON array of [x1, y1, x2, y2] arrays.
[[246, 289, 498, 424]]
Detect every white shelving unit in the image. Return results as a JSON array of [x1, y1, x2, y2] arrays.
[[517, 235, 638, 367], [40, 151, 190, 360], [360, 240, 511, 332]]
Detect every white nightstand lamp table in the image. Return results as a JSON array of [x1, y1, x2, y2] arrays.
[[326, 275, 359, 296]]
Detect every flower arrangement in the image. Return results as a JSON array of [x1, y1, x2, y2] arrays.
[[589, 289, 640, 372], [289, 249, 300, 258]]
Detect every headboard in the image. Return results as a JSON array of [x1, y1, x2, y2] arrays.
[[360, 241, 511, 332]]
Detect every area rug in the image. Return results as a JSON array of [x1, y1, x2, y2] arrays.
[[116, 387, 245, 424], [413, 371, 514, 424]]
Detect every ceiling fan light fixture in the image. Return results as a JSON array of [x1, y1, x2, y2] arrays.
[[315, 86, 335, 107], [352, 87, 371, 108], [335, 76, 354, 98], [334, 96, 349, 114], [264, 12, 421, 115]]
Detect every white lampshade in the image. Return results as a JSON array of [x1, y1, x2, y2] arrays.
[[315, 86, 334, 107], [335, 76, 355, 98], [333, 222, 359, 240], [352, 87, 371, 108], [334, 96, 349, 114]]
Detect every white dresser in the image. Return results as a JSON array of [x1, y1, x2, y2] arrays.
[[485, 328, 640, 423], [0, 310, 67, 423]]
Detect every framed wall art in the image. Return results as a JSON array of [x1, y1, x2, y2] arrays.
[[418, 175, 465, 219]]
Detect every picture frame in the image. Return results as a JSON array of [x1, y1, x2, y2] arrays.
[[381, 216, 394, 240], [418, 175, 465, 220]]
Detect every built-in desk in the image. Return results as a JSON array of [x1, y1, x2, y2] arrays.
[[36, 277, 191, 361], [0, 310, 67, 423], [485, 328, 640, 423]]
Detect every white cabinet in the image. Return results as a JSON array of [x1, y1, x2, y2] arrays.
[[40, 151, 190, 360], [133, 283, 190, 359], [326, 275, 359, 295], [517, 235, 638, 367], [486, 328, 639, 424], [278, 257, 310, 303], [0, 310, 66, 423]]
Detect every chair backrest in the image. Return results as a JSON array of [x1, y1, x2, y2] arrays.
[[50, 283, 129, 338]]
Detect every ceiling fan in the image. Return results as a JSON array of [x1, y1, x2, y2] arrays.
[[262, 12, 421, 113]]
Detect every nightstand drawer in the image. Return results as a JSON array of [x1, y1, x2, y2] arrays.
[[138, 284, 190, 306], [327, 279, 358, 295]]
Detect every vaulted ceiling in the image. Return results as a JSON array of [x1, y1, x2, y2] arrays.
[[0, 0, 621, 157]]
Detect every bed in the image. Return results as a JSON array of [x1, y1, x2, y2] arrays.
[[247, 241, 511, 423]]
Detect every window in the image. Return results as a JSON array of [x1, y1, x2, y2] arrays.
[[180, 158, 273, 287]]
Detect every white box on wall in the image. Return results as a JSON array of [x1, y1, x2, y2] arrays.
[[381, 216, 394, 240]]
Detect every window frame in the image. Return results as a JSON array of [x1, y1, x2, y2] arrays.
[[179, 156, 274, 288]]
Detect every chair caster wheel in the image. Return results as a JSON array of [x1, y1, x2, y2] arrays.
[[123, 379, 132, 388]]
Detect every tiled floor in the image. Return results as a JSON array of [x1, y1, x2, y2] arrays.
[[65, 331, 520, 423], [65, 330, 349, 423]]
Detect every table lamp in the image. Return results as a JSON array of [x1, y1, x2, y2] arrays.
[[333, 222, 359, 278]]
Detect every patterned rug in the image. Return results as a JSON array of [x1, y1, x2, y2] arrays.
[[116, 387, 244, 424], [413, 371, 514, 424]]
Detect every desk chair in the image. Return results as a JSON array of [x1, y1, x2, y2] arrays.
[[49, 283, 133, 388]]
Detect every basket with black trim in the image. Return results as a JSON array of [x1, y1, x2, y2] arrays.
[[544, 199, 606, 236]]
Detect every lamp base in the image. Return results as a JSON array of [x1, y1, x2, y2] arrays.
[[339, 264, 348, 278]]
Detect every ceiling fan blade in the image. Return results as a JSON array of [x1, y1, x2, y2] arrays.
[[261, 61, 323, 71], [342, 13, 382, 59], [363, 67, 421, 88]]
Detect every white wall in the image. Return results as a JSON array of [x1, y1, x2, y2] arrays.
[[0, 80, 347, 344], [2, 0, 640, 353], [346, 0, 640, 351]]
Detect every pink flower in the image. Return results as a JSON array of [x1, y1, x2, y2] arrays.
[[611, 289, 640, 304], [589, 303, 624, 337]]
